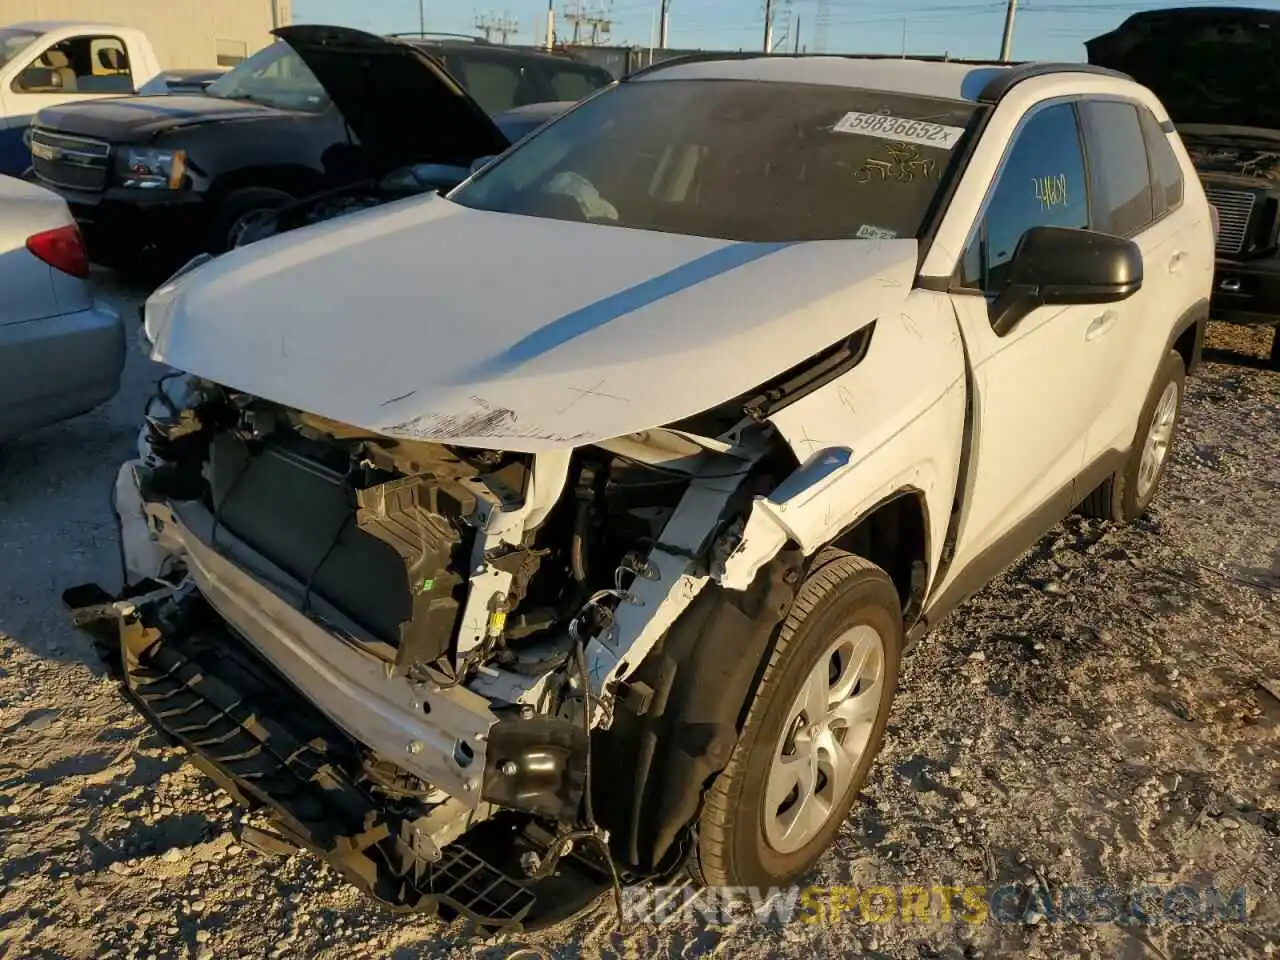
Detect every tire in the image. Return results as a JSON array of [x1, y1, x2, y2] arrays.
[[1269, 327, 1280, 372], [209, 187, 294, 253], [694, 552, 902, 888], [1078, 349, 1186, 522]]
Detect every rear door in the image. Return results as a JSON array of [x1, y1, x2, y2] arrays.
[[1076, 98, 1208, 462]]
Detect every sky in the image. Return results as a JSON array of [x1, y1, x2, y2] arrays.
[[292, 0, 1280, 61]]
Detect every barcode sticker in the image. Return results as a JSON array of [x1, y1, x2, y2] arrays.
[[833, 111, 966, 149]]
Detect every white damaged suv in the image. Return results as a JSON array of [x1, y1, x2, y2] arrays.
[[68, 55, 1214, 929]]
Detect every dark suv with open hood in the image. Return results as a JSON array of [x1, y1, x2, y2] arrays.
[[1090, 7, 1280, 368], [28, 27, 609, 270]]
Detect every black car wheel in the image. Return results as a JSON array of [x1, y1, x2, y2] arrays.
[[211, 187, 295, 253]]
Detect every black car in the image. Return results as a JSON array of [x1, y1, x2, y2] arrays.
[[28, 27, 611, 270], [235, 99, 575, 247], [1090, 7, 1280, 369]]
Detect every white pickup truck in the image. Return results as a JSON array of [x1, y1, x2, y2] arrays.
[[68, 56, 1215, 931], [0, 21, 162, 177]]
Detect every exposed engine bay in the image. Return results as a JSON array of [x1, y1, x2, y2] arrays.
[[1185, 135, 1280, 183], [237, 163, 471, 245], [70, 371, 807, 928]]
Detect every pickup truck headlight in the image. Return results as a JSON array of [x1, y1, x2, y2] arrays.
[[123, 148, 187, 189]]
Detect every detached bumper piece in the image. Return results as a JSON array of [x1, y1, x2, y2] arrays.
[[66, 587, 615, 931]]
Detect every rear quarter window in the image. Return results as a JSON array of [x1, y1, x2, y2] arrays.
[[1139, 108, 1185, 217]]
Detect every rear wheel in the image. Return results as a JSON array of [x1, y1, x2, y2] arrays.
[[1079, 349, 1185, 522], [694, 552, 902, 888], [1269, 327, 1280, 372]]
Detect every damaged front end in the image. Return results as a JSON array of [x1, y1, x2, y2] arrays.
[[67, 373, 797, 929]]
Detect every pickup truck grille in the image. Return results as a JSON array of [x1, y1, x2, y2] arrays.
[[29, 129, 111, 193], [1204, 187, 1257, 256]]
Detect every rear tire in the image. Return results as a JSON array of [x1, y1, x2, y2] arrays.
[[210, 187, 294, 253], [1078, 350, 1185, 522], [694, 552, 902, 888], [1269, 327, 1280, 372]]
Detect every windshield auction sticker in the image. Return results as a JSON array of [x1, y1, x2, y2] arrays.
[[834, 112, 966, 149]]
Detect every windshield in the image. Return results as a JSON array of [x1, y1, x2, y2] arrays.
[[0, 28, 38, 69], [451, 79, 978, 243], [206, 41, 329, 112]]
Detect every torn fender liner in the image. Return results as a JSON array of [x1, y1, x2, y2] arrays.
[[74, 589, 613, 930], [594, 547, 805, 871]]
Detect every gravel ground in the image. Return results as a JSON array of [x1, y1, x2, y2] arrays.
[[0, 273, 1276, 960]]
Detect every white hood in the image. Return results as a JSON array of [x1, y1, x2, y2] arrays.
[[145, 196, 919, 451]]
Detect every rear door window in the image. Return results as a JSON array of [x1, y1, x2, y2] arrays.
[[1080, 100, 1155, 237], [547, 66, 607, 101], [448, 55, 525, 113]]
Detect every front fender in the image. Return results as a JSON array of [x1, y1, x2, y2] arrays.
[[721, 293, 967, 598]]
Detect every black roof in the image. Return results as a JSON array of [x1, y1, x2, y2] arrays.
[[399, 36, 607, 70]]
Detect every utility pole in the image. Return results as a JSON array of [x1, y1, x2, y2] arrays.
[[763, 0, 773, 53], [658, 0, 670, 48], [793, 13, 800, 54], [418, 0, 426, 36], [561, 1, 612, 46], [475, 11, 520, 43], [545, 0, 555, 49], [999, 0, 1017, 61]]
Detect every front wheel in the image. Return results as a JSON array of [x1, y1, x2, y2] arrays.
[[210, 186, 294, 253], [694, 552, 902, 888]]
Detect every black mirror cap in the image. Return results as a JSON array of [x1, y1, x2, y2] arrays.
[[1015, 225, 1143, 302], [993, 226, 1143, 334]]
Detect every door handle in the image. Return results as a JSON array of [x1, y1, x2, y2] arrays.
[[1168, 250, 1188, 273], [1085, 310, 1119, 341]]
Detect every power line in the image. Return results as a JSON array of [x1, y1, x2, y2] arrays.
[[475, 10, 520, 42]]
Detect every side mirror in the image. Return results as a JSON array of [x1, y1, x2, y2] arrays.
[[991, 226, 1143, 336], [16, 66, 61, 93]]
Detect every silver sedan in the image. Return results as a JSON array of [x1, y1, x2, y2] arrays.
[[0, 175, 124, 441]]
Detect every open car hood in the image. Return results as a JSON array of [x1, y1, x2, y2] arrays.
[[1086, 7, 1280, 131], [274, 25, 510, 171], [144, 198, 918, 452]]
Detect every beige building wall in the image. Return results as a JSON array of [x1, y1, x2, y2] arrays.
[[0, 0, 289, 68]]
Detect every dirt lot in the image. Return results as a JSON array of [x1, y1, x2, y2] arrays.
[[0, 274, 1276, 960]]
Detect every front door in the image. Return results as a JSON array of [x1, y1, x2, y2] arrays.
[[1, 33, 134, 175], [940, 100, 1124, 584]]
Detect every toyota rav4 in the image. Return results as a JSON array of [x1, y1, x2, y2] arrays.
[[67, 55, 1214, 931]]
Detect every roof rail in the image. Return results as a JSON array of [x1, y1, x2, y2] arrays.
[[975, 62, 1131, 103], [623, 50, 1023, 80], [389, 31, 489, 43]]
